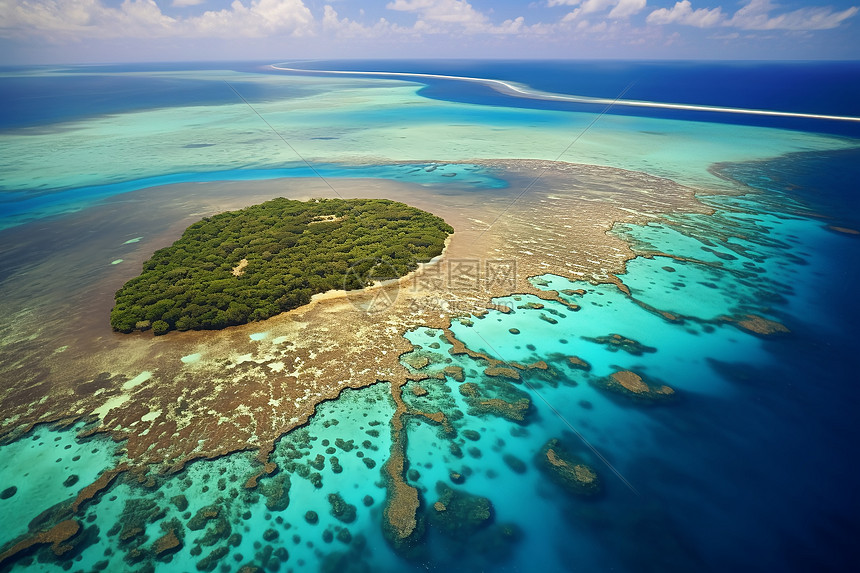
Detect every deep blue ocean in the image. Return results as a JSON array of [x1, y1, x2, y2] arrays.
[[287, 60, 860, 136], [3, 60, 860, 136], [0, 61, 859, 573]]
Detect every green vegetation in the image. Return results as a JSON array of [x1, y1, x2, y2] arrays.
[[111, 198, 453, 334]]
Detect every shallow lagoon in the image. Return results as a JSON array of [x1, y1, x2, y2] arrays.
[[1, 65, 852, 211]]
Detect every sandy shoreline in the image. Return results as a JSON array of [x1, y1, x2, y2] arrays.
[[307, 235, 453, 306]]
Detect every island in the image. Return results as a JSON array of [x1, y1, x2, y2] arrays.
[[110, 197, 453, 334]]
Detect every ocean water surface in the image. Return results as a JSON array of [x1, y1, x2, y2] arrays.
[[0, 61, 858, 572]]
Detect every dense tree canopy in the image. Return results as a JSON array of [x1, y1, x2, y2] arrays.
[[111, 198, 453, 334]]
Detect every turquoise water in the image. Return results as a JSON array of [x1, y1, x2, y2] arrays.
[[0, 422, 120, 550], [0, 162, 506, 230], [3, 174, 854, 571], [0, 62, 858, 571], [1, 64, 852, 226], [0, 385, 396, 572]]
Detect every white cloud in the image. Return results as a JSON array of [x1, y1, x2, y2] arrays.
[[646, 0, 858, 31], [497, 16, 527, 33], [609, 0, 647, 18], [555, 0, 855, 31], [192, 0, 313, 37], [1, 0, 855, 54], [386, 0, 487, 25], [322, 5, 405, 38], [579, 18, 609, 31], [583, 0, 618, 13], [385, 0, 528, 33], [728, 0, 858, 30], [559, 0, 646, 20], [646, 1, 723, 27], [0, 0, 178, 38], [0, 0, 313, 40]]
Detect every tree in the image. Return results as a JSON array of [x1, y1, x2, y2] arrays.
[[111, 198, 453, 335]]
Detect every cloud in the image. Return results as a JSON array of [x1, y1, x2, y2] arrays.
[[0, 0, 178, 38], [385, 0, 528, 34], [576, 0, 616, 13], [0, 0, 534, 41], [386, 0, 487, 25], [728, 0, 858, 30], [191, 0, 313, 37], [557, 0, 646, 20], [0, 0, 314, 40], [646, 0, 858, 31], [609, 0, 647, 18], [322, 5, 407, 39], [495, 16, 528, 33], [1, 0, 855, 57], [709, 31, 739, 39], [646, 1, 724, 27]]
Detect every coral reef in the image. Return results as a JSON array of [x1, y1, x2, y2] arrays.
[[0, 160, 717, 571], [536, 438, 601, 497], [592, 370, 676, 404], [259, 473, 291, 511], [459, 380, 531, 422], [187, 505, 219, 531], [443, 366, 466, 382], [462, 429, 481, 441], [152, 528, 182, 560], [484, 366, 521, 380], [0, 520, 81, 567], [403, 354, 432, 370], [328, 493, 357, 523], [429, 482, 494, 538], [503, 454, 527, 474], [727, 314, 790, 336], [381, 382, 427, 557], [583, 334, 657, 356], [567, 356, 592, 371]]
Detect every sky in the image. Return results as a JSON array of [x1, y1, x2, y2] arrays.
[[0, 0, 858, 64]]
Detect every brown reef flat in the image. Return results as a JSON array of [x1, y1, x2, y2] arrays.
[[0, 520, 80, 566], [537, 438, 601, 497], [0, 160, 710, 478], [592, 370, 676, 404], [732, 314, 791, 336]]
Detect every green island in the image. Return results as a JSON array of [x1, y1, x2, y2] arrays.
[[110, 198, 453, 335]]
